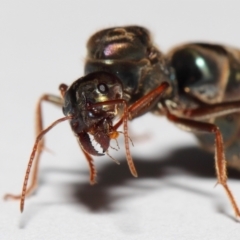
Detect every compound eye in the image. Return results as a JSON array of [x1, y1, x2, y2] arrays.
[[97, 83, 108, 94]]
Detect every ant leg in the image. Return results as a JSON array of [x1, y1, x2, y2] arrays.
[[114, 82, 170, 130], [81, 149, 97, 185], [128, 82, 170, 119], [112, 82, 170, 176], [166, 111, 240, 217], [4, 94, 63, 201], [182, 99, 240, 120]]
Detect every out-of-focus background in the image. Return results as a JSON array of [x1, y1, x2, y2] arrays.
[[1, 1, 240, 239]]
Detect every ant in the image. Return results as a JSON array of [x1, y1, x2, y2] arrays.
[[5, 26, 240, 218]]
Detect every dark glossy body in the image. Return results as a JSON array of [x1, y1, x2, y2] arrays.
[[70, 26, 240, 169]]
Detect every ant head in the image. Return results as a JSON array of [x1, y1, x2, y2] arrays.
[[62, 71, 123, 155]]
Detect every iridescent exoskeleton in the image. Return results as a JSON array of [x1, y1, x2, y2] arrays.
[[5, 26, 240, 218]]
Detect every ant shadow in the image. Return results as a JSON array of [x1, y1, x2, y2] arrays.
[[20, 146, 240, 227], [41, 146, 240, 211]]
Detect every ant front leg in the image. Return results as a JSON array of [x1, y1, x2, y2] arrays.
[[166, 110, 240, 217], [4, 93, 64, 202], [114, 82, 170, 130], [112, 82, 170, 176]]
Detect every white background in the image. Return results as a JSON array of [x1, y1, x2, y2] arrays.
[[1, 1, 240, 239]]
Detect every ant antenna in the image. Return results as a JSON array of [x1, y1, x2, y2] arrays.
[[20, 115, 72, 212]]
